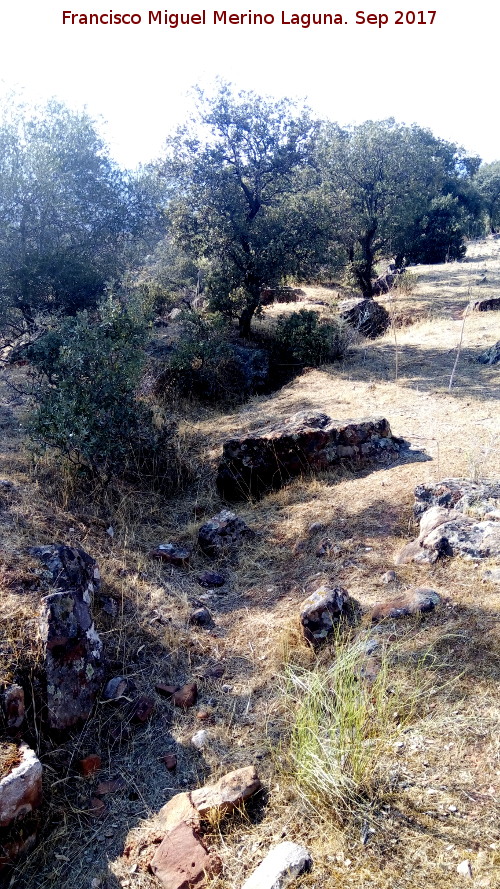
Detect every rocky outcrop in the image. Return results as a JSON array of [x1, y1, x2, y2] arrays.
[[217, 412, 407, 501], [338, 297, 390, 338], [413, 479, 500, 519], [299, 587, 351, 643], [198, 510, 255, 556], [396, 480, 500, 564]]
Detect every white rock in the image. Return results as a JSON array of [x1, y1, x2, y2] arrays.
[[457, 859, 473, 878], [241, 841, 312, 889], [0, 744, 43, 827], [191, 729, 209, 750]]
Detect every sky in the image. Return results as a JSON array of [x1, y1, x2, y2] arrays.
[[0, 0, 498, 169]]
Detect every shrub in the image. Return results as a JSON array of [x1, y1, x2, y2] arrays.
[[154, 313, 269, 403], [27, 296, 178, 488], [275, 309, 351, 367]]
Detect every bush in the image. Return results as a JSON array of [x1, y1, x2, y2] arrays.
[[27, 296, 178, 488], [275, 309, 351, 367], [154, 313, 269, 403]]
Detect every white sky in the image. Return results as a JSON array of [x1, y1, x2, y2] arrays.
[[1, 0, 498, 168]]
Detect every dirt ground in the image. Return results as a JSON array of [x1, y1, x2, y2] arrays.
[[1, 237, 499, 889]]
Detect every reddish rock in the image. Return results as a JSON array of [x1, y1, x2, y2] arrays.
[[372, 587, 440, 622], [3, 685, 25, 730], [150, 821, 221, 889], [95, 778, 125, 795], [148, 544, 191, 567], [78, 754, 102, 777], [0, 745, 43, 828], [217, 412, 406, 501], [87, 796, 107, 818], [155, 683, 179, 698], [161, 754, 178, 771], [157, 792, 200, 831], [172, 683, 198, 709], [131, 696, 155, 724], [299, 586, 351, 643], [190, 766, 261, 818]]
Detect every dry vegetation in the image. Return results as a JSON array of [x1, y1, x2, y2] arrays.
[[1, 238, 500, 889]]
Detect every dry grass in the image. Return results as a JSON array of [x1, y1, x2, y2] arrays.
[[0, 236, 499, 888]]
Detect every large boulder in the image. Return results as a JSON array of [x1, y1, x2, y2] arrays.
[[217, 411, 407, 501], [339, 297, 390, 338]]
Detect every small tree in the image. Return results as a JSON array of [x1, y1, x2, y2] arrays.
[[27, 296, 175, 486], [163, 83, 327, 336], [475, 161, 500, 233]]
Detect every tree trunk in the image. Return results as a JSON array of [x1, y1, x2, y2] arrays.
[[353, 222, 378, 298]]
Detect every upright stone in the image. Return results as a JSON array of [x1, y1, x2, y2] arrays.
[[40, 589, 104, 730]]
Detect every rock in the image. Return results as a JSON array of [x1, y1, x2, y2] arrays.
[[339, 297, 390, 338], [217, 412, 407, 501], [299, 586, 350, 643], [103, 676, 134, 701], [158, 792, 200, 831], [148, 543, 191, 567], [0, 744, 43, 828], [161, 754, 178, 771], [155, 682, 179, 698], [87, 796, 107, 819], [78, 754, 102, 777], [189, 607, 213, 627], [470, 296, 500, 312], [29, 543, 100, 599], [191, 730, 209, 750], [381, 570, 397, 583], [198, 510, 255, 557], [260, 287, 304, 305], [394, 538, 436, 565], [95, 778, 125, 795], [241, 841, 312, 889], [130, 696, 155, 724], [418, 505, 465, 539], [196, 571, 226, 588], [190, 766, 261, 818], [39, 588, 105, 731], [422, 519, 500, 560], [150, 821, 221, 889], [413, 479, 500, 520], [315, 537, 333, 557], [2, 685, 25, 730], [227, 345, 270, 394], [477, 340, 500, 365], [457, 859, 473, 878], [173, 683, 198, 709], [483, 567, 500, 584], [372, 587, 440, 621]]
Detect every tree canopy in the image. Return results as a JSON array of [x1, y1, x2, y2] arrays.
[[162, 83, 329, 336]]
